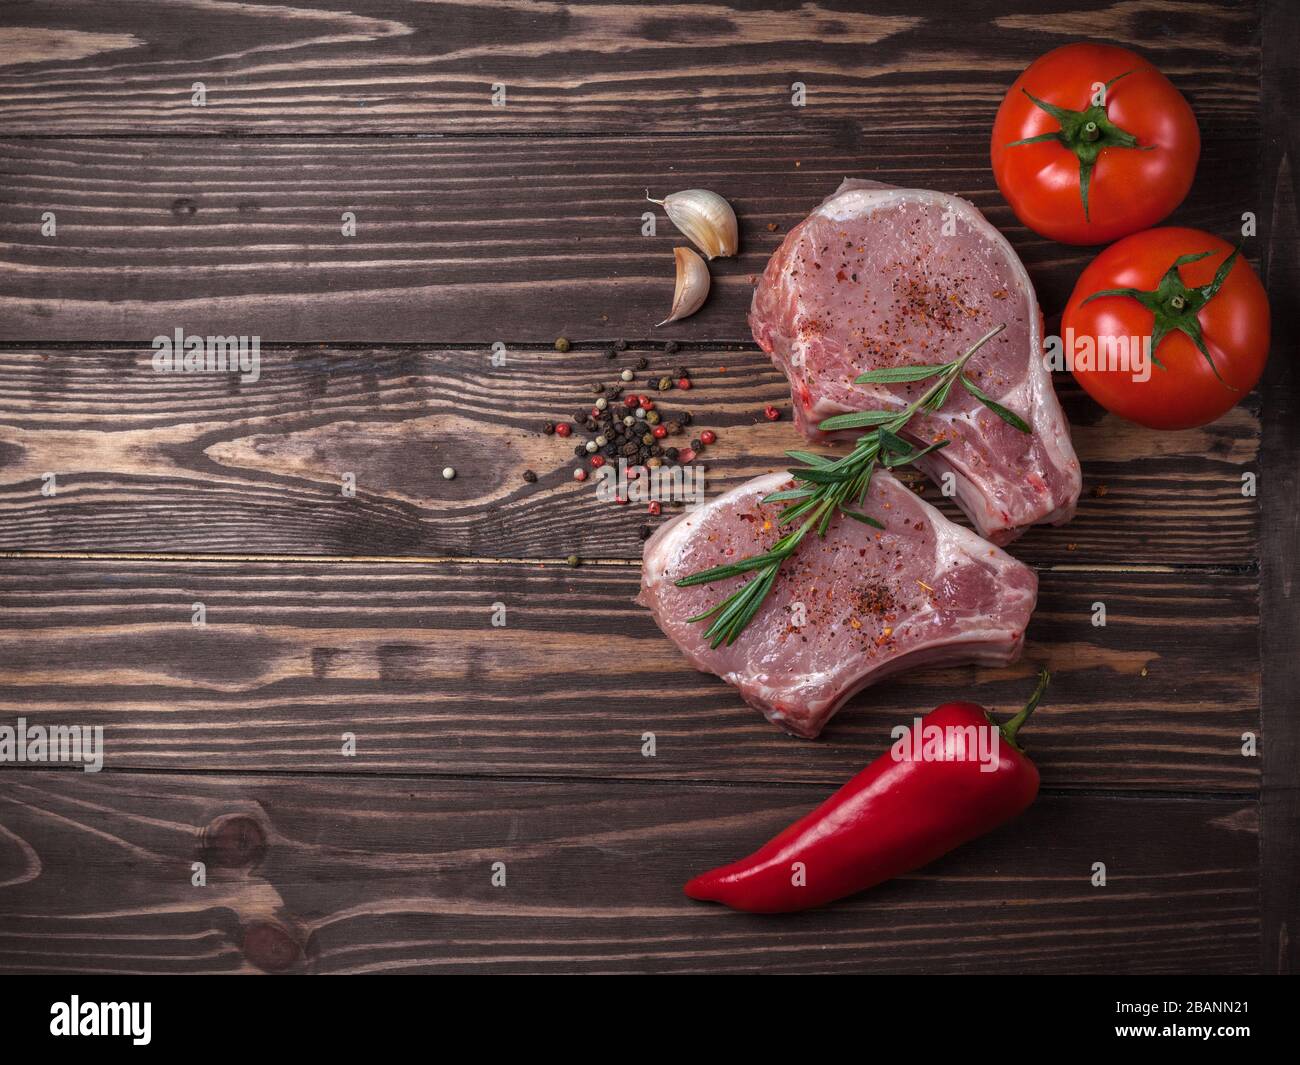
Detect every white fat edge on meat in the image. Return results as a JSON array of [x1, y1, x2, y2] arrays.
[[908, 445, 1003, 539]]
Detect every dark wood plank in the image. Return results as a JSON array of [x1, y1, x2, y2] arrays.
[[1257, 0, 1300, 976], [0, 131, 1258, 342], [0, 347, 1260, 566], [0, 770, 1259, 974], [0, 559, 1259, 790], [0, 0, 1259, 135]]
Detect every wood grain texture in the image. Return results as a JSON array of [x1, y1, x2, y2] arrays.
[[1257, 0, 1299, 976], [0, 771, 1260, 974], [0, 0, 1286, 978], [0, 131, 1259, 342], [0, 347, 1261, 565], [0, 0, 1260, 135], [0, 559, 1260, 789]]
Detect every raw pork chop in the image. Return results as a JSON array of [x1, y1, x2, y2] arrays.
[[638, 470, 1037, 738], [750, 179, 1081, 544]]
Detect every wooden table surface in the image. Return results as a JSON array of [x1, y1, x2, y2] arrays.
[[0, 0, 1295, 974]]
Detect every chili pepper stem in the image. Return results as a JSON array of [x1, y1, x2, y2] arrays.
[[999, 668, 1051, 750]]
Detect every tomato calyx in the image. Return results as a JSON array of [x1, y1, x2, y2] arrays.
[[1082, 244, 1244, 388], [1006, 71, 1153, 221]]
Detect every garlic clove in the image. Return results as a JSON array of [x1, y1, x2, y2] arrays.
[[657, 246, 710, 327], [646, 188, 739, 259]]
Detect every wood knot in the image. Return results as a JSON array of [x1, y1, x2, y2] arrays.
[[242, 919, 302, 973], [170, 197, 198, 219], [202, 814, 267, 869]]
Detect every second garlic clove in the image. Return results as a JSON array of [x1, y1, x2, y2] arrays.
[[658, 247, 711, 327], [647, 188, 739, 259]]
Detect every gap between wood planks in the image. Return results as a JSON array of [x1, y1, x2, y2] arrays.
[[0, 550, 1258, 576], [0, 762, 1259, 804]]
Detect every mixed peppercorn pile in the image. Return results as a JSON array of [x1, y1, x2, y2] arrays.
[[542, 339, 716, 475], [534, 340, 785, 561]]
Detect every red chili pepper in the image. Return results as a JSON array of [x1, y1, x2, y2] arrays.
[[684, 671, 1049, 913]]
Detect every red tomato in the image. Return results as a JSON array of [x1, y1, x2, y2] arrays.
[[1062, 227, 1269, 429], [991, 43, 1200, 245]]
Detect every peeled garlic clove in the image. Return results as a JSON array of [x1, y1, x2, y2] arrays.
[[657, 246, 710, 327], [646, 188, 738, 259]]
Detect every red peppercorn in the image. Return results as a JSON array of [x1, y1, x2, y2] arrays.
[[764, 405, 781, 422], [590, 455, 606, 468], [615, 496, 628, 505], [677, 378, 692, 390], [555, 423, 572, 438], [639, 397, 654, 411], [678, 447, 697, 463], [590, 407, 601, 418], [624, 394, 639, 408], [573, 468, 588, 482], [652, 425, 668, 439], [700, 430, 717, 445], [648, 501, 662, 516]]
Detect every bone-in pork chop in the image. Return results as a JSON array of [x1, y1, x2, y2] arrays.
[[749, 179, 1081, 544], [638, 471, 1037, 738]]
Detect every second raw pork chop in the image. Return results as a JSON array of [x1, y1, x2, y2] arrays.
[[750, 179, 1081, 544], [639, 471, 1037, 738]]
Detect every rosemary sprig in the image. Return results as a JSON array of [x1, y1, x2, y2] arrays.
[[676, 323, 1023, 647]]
